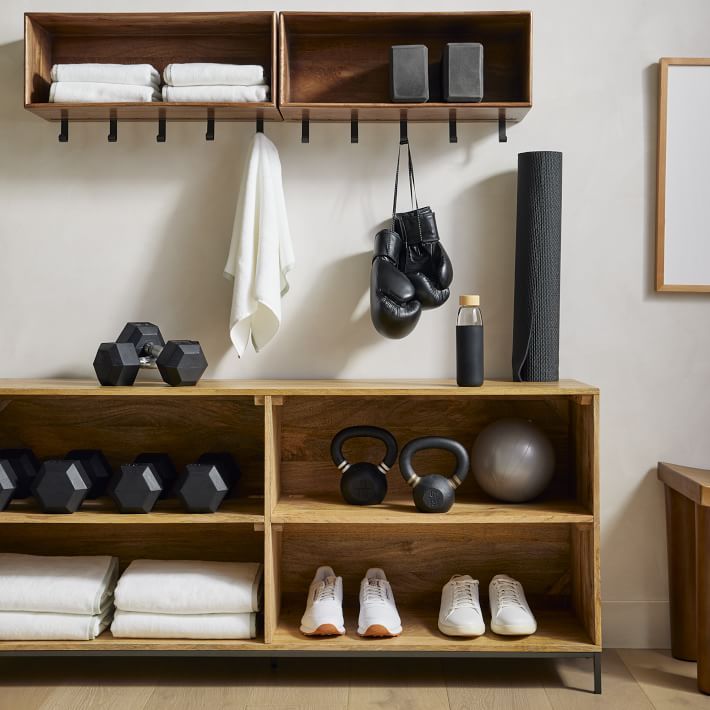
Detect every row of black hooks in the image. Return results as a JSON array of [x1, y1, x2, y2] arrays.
[[57, 114, 508, 144]]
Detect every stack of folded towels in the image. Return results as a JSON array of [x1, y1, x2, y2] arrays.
[[0, 553, 118, 640], [161, 63, 269, 103], [49, 63, 161, 103], [111, 559, 262, 639]]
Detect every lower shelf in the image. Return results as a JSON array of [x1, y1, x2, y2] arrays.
[[271, 607, 598, 653]]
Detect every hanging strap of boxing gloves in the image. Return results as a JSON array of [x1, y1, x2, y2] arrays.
[[391, 140, 423, 243]]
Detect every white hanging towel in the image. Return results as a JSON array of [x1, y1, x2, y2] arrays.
[[224, 132, 294, 356]]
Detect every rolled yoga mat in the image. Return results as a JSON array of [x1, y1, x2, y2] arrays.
[[512, 151, 563, 382]]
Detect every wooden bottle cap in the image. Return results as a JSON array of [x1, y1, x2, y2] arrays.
[[459, 295, 480, 306]]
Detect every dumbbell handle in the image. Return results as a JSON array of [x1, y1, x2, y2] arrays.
[[138, 342, 164, 368]]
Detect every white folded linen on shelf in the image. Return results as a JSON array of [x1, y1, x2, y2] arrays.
[[164, 63, 265, 87], [0, 554, 118, 615], [114, 560, 262, 614], [224, 132, 294, 356], [111, 611, 257, 639], [0, 607, 113, 641], [49, 82, 161, 103], [51, 63, 160, 88], [161, 85, 269, 103]]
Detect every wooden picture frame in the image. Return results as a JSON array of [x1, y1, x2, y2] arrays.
[[656, 58, 710, 292]]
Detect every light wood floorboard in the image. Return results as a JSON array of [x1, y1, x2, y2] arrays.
[[0, 650, 707, 709]]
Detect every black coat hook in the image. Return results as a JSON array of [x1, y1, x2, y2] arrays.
[[400, 118, 408, 144], [58, 116, 68, 143], [156, 116, 166, 143], [351, 116, 359, 144], [498, 112, 507, 143], [301, 117, 309, 144], [108, 117, 117, 143], [206, 117, 215, 141], [449, 116, 458, 143], [256, 117, 264, 133]]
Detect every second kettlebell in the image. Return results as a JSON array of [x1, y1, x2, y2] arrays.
[[399, 436, 470, 513], [330, 426, 398, 506]]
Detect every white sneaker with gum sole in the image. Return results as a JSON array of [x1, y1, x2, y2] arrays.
[[358, 568, 402, 637], [438, 575, 485, 637], [300, 566, 345, 636], [489, 574, 537, 636]]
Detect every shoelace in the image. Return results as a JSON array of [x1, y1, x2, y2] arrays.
[[364, 579, 388, 605], [452, 580, 478, 610], [493, 578, 526, 609], [315, 576, 338, 602]]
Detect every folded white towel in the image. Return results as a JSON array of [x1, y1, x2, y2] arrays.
[[0, 607, 112, 640], [50, 82, 161, 103], [0, 554, 118, 615], [161, 85, 269, 103], [111, 610, 256, 639], [114, 560, 262, 614], [164, 63, 265, 87], [51, 63, 159, 88], [224, 133, 294, 356]]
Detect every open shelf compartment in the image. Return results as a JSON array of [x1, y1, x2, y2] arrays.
[[279, 12, 532, 122], [265, 523, 599, 652], [269, 394, 595, 525], [25, 12, 280, 122]]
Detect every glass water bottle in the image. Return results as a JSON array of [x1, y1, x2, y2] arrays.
[[456, 295, 484, 387]]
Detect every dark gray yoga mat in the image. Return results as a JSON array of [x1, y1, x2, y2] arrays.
[[512, 151, 563, 382]]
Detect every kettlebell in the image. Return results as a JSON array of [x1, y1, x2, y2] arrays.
[[330, 426, 398, 506], [399, 436, 470, 513]]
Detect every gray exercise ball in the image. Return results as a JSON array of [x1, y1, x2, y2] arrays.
[[471, 418, 555, 503]]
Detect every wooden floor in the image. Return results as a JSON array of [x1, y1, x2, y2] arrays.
[[0, 649, 706, 709]]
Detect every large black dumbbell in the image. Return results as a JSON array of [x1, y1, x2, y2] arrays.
[[0, 460, 17, 511], [196, 452, 241, 496], [0, 449, 39, 499], [108, 462, 163, 513], [174, 453, 238, 513], [94, 322, 208, 387], [66, 450, 112, 499], [32, 460, 92, 514], [133, 453, 177, 499]]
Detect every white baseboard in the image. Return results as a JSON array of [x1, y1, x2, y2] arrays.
[[602, 601, 671, 648]]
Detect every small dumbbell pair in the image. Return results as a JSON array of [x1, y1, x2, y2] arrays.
[[331, 427, 469, 514], [0, 448, 111, 514], [112, 453, 240, 514], [94, 322, 208, 387]]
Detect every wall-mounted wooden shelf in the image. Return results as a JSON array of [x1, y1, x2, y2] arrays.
[[24, 12, 281, 122], [0, 379, 597, 693], [279, 11, 532, 123]]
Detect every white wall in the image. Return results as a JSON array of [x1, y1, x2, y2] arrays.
[[2, 0, 710, 648]]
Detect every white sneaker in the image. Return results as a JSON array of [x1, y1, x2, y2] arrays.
[[438, 575, 485, 637], [358, 568, 402, 637], [489, 574, 537, 636], [299, 566, 345, 636]]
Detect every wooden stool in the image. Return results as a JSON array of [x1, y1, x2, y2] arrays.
[[658, 462, 710, 694]]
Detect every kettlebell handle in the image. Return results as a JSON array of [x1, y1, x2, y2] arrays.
[[399, 436, 470, 490], [330, 426, 398, 473]]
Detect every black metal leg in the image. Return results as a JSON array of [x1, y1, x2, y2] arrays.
[[593, 653, 602, 694]]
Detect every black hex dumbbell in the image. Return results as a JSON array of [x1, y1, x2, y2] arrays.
[[174, 453, 239, 513], [65, 450, 112, 499], [133, 453, 177, 499], [108, 462, 163, 513], [32, 460, 92, 514], [94, 322, 208, 387], [0, 460, 17, 511], [0, 449, 39, 499], [196, 453, 241, 496]]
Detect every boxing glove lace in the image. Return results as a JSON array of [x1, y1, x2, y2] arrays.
[[370, 229, 422, 339]]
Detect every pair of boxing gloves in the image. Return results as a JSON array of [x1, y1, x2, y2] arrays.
[[370, 206, 454, 339]]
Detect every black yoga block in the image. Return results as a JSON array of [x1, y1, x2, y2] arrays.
[[443, 43, 483, 102], [512, 151, 563, 382], [390, 45, 429, 103]]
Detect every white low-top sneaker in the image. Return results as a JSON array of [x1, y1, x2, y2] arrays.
[[300, 566, 345, 636], [489, 574, 537, 636], [438, 575, 485, 637], [358, 568, 402, 637]]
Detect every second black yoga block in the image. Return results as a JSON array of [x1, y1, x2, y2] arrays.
[[390, 45, 429, 103], [443, 43, 484, 102]]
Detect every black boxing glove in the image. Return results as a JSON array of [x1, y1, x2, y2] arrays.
[[395, 207, 453, 310], [370, 229, 422, 339]]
